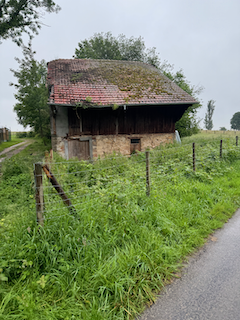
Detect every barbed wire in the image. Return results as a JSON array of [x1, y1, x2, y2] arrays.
[[33, 138, 240, 224], [38, 186, 130, 207], [37, 160, 146, 178], [39, 142, 197, 166], [35, 144, 234, 193], [38, 140, 236, 167], [40, 151, 143, 165], [35, 166, 146, 190], [39, 168, 194, 215]]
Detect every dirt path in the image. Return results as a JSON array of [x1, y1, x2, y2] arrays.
[[0, 141, 32, 163]]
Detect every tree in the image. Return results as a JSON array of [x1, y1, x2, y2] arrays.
[[220, 127, 227, 131], [10, 43, 50, 138], [74, 32, 161, 68], [204, 100, 215, 130], [230, 112, 240, 130], [0, 0, 60, 45], [74, 32, 203, 137], [163, 69, 202, 136]]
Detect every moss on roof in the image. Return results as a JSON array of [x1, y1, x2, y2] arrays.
[[47, 59, 197, 106]]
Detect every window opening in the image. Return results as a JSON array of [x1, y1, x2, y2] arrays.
[[131, 138, 140, 144]]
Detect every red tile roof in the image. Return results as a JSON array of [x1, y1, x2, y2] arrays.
[[47, 59, 197, 106]]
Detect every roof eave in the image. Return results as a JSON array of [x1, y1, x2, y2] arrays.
[[48, 101, 199, 108]]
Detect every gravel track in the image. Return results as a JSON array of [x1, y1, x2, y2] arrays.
[[0, 141, 32, 163]]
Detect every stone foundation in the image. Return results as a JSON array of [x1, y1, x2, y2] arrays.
[[51, 135, 66, 159], [92, 133, 175, 157], [53, 133, 175, 160]]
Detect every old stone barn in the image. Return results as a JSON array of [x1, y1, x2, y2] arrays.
[[47, 59, 197, 160]]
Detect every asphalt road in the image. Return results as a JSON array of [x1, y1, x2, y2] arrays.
[[138, 209, 240, 320]]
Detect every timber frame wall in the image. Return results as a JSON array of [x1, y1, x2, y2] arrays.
[[50, 104, 188, 160]]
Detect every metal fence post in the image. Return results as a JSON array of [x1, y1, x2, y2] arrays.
[[146, 151, 150, 196], [193, 143, 196, 172], [220, 140, 223, 159], [236, 136, 238, 146]]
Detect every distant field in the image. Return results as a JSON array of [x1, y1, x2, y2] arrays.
[[199, 129, 240, 137], [181, 130, 240, 145]]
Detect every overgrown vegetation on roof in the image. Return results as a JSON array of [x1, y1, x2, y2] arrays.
[[68, 60, 192, 104], [97, 62, 175, 102]]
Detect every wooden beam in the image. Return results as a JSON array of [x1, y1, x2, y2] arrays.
[[42, 164, 76, 214]]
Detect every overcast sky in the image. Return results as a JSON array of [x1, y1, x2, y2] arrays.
[[0, 0, 240, 131]]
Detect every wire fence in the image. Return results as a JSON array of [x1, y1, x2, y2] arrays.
[[34, 136, 240, 226]]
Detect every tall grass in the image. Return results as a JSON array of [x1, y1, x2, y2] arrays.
[[0, 134, 240, 319]]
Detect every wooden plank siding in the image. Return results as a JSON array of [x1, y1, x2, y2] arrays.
[[68, 105, 187, 136], [68, 139, 90, 160]]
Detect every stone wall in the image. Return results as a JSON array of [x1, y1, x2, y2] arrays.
[[51, 135, 66, 159], [53, 133, 175, 160], [92, 133, 175, 158]]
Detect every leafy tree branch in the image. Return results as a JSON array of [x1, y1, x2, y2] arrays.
[[10, 43, 50, 138], [74, 32, 162, 68], [0, 0, 60, 45]]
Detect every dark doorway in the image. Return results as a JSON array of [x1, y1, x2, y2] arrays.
[[130, 138, 141, 153]]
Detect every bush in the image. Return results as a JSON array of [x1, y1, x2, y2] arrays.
[[28, 131, 36, 137], [16, 131, 36, 138], [16, 131, 27, 138]]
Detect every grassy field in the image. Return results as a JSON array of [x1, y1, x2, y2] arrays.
[[186, 129, 240, 142], [0, 132, 240, 319], [200, 129, 240, 136]]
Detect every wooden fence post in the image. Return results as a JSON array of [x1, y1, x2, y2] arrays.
[[34, 163, 44, 227], [193, 143, 196, 172], [236, 136, 238, 146], [146, 151, 150, 196], [220, 140, 223, 158]]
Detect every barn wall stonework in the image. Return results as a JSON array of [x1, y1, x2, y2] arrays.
[[51, 136, 66, 158], [92, 133, 175, 157], [53, 133, 175, 160]]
